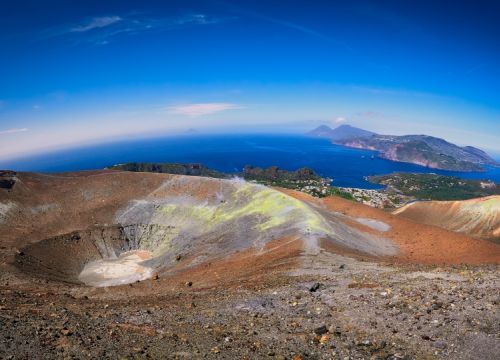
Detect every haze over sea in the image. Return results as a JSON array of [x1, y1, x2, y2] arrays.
[[2, 134, 500, 189]]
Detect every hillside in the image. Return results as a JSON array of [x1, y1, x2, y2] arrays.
[[369, 172, 500, 200], [110, 162, 354, 198], [1, 170, 499, 359], [307, 124, 376, 141], [393, 196, 500, 242], [337, 134, 497, 171], [307, 125, 498, 171], [108, 162, 227, 178]]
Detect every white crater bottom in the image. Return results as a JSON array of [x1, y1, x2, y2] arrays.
[[78, 250, 154, 287]]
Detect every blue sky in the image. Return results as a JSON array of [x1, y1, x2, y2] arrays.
[[1, 0, 500, 160]]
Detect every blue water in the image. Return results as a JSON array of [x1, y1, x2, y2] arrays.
[[2, 134, 500, 189]]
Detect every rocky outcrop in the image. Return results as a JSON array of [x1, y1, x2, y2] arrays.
[[338, 136, 491, 171], [0, 170, 17, 189], [109, 162, 227, 178]]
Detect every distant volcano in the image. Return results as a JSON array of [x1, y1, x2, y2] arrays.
[[307, 124, 376, 141]]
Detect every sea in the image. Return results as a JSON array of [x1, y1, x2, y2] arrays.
[[2, 134, 500, 189]]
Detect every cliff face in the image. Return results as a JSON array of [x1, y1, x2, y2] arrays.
[[336, 134, 497, 171], [307, 125, 498, 171]]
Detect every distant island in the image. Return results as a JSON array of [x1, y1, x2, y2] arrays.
[[307, 124, 498, 172]]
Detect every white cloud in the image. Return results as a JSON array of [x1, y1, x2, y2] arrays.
[[71, 16, 122, 32], [168, 103, 243, 117], [0, 128, 28, 135], [334, 116, 346, 124], [47, 13, 233, 45], [175, 13, 221, 26]]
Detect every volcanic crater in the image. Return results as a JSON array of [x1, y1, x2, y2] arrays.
[[12, 174, 397, 287], [2, 170, 500, 359]]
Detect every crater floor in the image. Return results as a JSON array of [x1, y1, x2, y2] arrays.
[[78, 250, 154, 287]]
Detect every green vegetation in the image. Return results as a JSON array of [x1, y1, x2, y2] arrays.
[[112, 162, 498, 204], [393, 141, 483, 172], [369, 172, 500, 200], [241, 165, 332, 197], [242, 166, 355, 199], [109, 162, 356, 200], [242, 165, 320, 182], [325, 187, 355, 201], [108, 162, 226, 178]]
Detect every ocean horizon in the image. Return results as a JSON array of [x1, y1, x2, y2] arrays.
[[2, 133, 499, 189]]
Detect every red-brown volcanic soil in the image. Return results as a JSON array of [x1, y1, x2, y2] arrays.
[[3, 170, 498, 273], [279, 188, 500, 265], [1, 170, 499, 359], [1, 170, 398, 287], [0, 171, 168, 255], [392, 196, 500, 243]]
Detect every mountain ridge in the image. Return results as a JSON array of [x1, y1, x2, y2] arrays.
[[307, 124, 498, 171], [307, 124, 376, 140]]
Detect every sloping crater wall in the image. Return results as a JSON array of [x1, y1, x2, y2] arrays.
[[14, 178, 398, 286]]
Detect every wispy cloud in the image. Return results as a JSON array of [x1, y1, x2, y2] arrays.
[[0, 128, 28, 135], [217, 1, 351, 50], [48, 13, 233, 45], [71, 16, 122, 33], [168, 103, 243, 117], [174, 13, 223, 26], [263, 16, 329, 41], [334, 116, 346, 124]]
